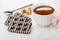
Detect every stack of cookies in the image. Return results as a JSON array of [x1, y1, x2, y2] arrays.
[[5, 12, 32, 34]]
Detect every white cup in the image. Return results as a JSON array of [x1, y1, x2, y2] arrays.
[[32, 3, 59, 27]]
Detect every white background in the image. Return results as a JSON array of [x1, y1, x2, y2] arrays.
[[0, 0, 60, 40]]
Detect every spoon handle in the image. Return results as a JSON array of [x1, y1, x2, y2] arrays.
[[12, 4, 33, 12]]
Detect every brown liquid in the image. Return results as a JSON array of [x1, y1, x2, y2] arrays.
[[34, 6, 55, 15]]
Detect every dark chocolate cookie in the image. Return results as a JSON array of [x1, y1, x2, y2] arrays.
[[5, 12, 32, 34]]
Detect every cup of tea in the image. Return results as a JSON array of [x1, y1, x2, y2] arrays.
[[32, 3, 59, 27]]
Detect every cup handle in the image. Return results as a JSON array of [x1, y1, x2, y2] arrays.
[[50, 16, 59, 27]]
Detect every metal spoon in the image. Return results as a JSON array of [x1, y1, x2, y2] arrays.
[[4, 4, 33, 15]]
